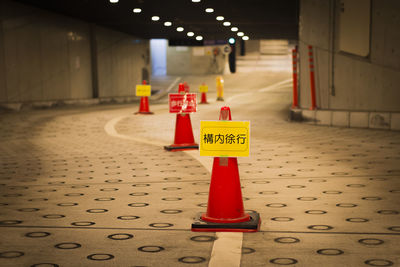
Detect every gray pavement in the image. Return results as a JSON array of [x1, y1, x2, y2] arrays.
[[0, 55, 400, 266]]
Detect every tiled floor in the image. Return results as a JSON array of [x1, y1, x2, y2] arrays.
[[1, 55, 400, 266]]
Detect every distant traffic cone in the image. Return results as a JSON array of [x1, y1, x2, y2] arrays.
[[135, 80, 153, 115], [164, 83, 199, 151], [199, 83, 209, 104], [200, 92, 208, 104], [192, 106, 260, 232]]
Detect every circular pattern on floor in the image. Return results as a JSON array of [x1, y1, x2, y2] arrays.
[[87, 254, 114, 261], [358, 238, 384, 246], [274, 237, 300, 244], [178, 256, 206, 264], [54, 243, 81, 249], [269, 257, 298, 265], [307, 225, 333, 230], [25, 232, 51, 238], [190, 235, 216, 242], [364, 259, 394, 266], [107, 233, 134, 240], [137, 246, 164, 253], [316, 248, 344, 255], [0, 251, 24, 258]]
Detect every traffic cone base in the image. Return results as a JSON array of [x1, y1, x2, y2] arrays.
[[191, 211, 261, 232], [164, 143, 199, 151], [216, 97, 224, 101], [135, 111, 154, 114], [135, 96, 153, 115]]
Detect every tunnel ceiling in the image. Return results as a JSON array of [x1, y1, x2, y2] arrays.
[[14, 0, 299, 43]]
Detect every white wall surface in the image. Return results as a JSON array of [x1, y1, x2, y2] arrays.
[[0, 1, 92, 102], [96, 26, 149, 98], [167, 45, 226, 75], [0, 0, 150, 104], [299, 0, 400, 112]]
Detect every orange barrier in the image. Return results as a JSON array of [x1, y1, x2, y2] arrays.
[[308, 45, 317, 110], [292, 48, 299, 108]]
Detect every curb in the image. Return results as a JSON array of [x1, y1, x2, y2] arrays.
[[290, 108, 400, 131]]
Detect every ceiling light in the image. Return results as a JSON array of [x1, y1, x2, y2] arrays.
[[192, 0, 201, 2], [109, 0, 118, 3], [187, 32, 194, 37], [164, 21, 172, 26], [151, 16, 160, 21], [231, 27, 238, 32], [216, 16, 224, 21], [228, 38, 235, 44], [205, 8, 214, 13], [133, 8, 141, 13], [223, 21, 231, 26], [177, 27, 184, 32], [196, 36, 203, 41], [237, 32, 244, 37], [242, 36, 249, 40]]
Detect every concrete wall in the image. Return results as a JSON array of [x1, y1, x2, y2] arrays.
[[299, 0, 400, 112], [96, 26, 149, 98], [167, 45, 226, 75], [0, 0, 149, 104]]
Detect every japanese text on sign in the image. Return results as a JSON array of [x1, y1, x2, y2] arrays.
[[200, 121, 250, 157], [136, 85, 151, 96], [169, 93, 197, 113]]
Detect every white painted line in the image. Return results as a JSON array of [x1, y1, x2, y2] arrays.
[[258, 78, 292, 92], [104, 116, 167, 147], [104, 111, 243, 267], [166, 77, 182, 93], [225, 78, 292, 104], [209, 232, 243, 267]]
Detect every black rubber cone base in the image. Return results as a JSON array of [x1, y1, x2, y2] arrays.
[[164, 144, 199, 151], [191, 212, 261, 232], [134, 111, 154, 115]]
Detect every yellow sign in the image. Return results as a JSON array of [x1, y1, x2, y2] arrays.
[[199, 85, 208, 93], [136, 85, 151, 96], [200, 121, 250, 157]]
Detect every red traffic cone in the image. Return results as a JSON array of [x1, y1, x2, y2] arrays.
[[135, 80, 153, 115], [164, 84, 199, 151], [192, 106, 260, 232], [200, 92, 208, 104], [199, 83, 209, 104], [183, 82, 190, 93]]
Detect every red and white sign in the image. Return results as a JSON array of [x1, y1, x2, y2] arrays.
[[169, 93, 197, 113]]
